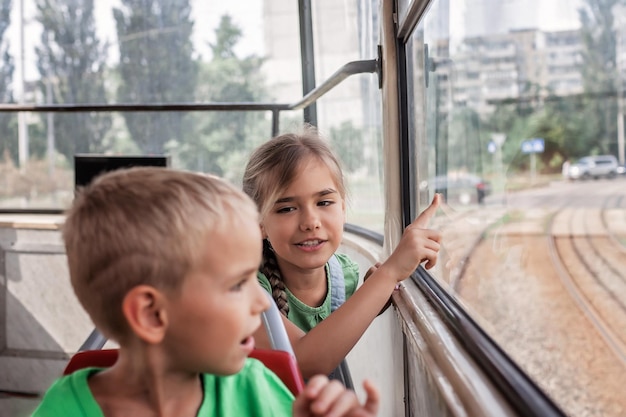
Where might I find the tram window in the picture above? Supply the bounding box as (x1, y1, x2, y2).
(0, 0, 301, 211)
(406, 1, 626, 416)
(310, 1, 384, 232)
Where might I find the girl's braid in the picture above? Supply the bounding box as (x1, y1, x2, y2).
(261, 239, 290, 316)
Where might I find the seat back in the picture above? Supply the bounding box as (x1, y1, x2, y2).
(249, 348, 304, 395)
(63, 349, 118, 375)
(63, 348, 303, 396)
(261, 291, 294, 354)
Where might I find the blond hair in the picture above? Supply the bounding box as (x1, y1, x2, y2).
(242, 126, 346, 315)
(63, 167, 258, 340)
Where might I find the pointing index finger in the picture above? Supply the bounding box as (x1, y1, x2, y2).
(413, 193, 441, 228)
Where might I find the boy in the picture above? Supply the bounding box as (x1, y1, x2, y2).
(32, 167, 379, 417)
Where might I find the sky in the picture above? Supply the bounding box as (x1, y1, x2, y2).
(8, 0, 265, 88)
(7, 0, 585, 95)
(451, 0, 583, 38)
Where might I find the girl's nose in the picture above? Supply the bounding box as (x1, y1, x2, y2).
(300, 208, 321, 232)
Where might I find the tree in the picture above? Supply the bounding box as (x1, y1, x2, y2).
(35, 0, 112, 161)
(447, 107, 483, 174)
(0, 0, 16, 163)
(114, 0, 197, 154)
(577, 0, 623, 155)
(330, 121, 364, 173)
(171, 14, 269, 179)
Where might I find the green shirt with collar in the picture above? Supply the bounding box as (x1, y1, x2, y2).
(257, 253, 360, 332)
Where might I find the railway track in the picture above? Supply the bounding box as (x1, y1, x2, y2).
(548, 192, 626, 366)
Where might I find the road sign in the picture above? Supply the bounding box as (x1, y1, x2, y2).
(521, 138, 545, 154)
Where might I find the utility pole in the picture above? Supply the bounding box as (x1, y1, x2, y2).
(616, 17, 625, 165)
(17, 0, 29, 170)
(491, 133, 506, 192)
(46, 79, 55, 178)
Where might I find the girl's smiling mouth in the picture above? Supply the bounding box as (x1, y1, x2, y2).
(295, 239, 326, 250)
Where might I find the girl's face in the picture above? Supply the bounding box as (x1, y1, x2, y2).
(261, 156, 346, 278)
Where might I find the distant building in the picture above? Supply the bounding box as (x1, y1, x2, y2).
(262, 0, 380, 130)
(432, 28, 583, 116)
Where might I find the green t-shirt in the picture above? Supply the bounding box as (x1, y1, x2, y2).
(258, 253, 359, 332)
(31, 358, 294, 417)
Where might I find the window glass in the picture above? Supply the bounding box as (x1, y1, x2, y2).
(312, 0, 384, 232)
(406, 1, 626, 416)
(0, 0, 303, 209)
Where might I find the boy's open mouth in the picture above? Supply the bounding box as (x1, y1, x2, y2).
(240, 335, 255, 351)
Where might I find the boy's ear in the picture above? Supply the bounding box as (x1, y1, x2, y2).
(122, 285, 169, 344)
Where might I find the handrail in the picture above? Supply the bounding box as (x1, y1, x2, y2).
(290, 59, 380, 110)
(0, 102, 291, 112)
(0, 58, 380, 138)
(0, 59, 380, 114)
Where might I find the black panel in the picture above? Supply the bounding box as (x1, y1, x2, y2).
(74, 154, 170, 188)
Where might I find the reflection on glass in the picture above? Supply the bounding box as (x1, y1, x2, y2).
(1, 0, 384, 230)
(408, 1, 626, 416)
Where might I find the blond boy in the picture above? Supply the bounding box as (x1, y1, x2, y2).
(32, 167, 378, 417)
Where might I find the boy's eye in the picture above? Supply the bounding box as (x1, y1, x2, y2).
(230, 278, 248, 292)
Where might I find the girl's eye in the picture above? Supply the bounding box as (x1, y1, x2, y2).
(318, 200, 334, 207)
(276, 206, 295, 214)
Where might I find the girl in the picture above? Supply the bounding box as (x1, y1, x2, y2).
(243, 126, 441, 379)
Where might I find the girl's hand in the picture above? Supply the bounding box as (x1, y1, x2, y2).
(363, 263, 382, 282)
(293, 375, 380, 417)
(381, 194, 442, 282)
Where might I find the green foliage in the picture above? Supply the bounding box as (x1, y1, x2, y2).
(447, 107, 483, 174)
(577, 0, 621, 155)
(0, 0, 16, 163)
(483, 0, 625, 174)
(329, 121, 364, 173)
(35, 0, 112, 161)
(172, 14, 270, 178)
(114, 0, 198, 154)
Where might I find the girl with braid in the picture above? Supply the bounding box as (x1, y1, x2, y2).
(243, 126, 442, 380)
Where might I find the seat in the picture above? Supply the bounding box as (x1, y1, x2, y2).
(63, 349, 118, 375)
(63, 347, 304, 396)
(249, 348, 304, 395)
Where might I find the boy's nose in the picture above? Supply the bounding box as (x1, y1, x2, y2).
(253, 281, 272, 313)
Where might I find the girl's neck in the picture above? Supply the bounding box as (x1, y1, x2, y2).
(280, 262, 328, 307)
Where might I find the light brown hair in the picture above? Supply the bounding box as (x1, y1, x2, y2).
(242, 126, 346, 315)
(63, 167, 258, 340)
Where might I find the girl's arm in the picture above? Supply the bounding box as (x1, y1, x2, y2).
(255, 195, 442, 378)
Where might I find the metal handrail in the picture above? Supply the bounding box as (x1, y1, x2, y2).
(0, 58, 381, 137)
(0, 58, 380, 215)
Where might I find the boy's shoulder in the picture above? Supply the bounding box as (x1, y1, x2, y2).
(31, 368, 102, 417)
(32, 359, 293, 417)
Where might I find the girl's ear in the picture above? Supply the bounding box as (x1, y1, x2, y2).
(260, 223, 268, 239)
(122, 285, 169, 344)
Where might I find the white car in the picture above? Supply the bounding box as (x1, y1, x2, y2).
(566, 155, 618, 180)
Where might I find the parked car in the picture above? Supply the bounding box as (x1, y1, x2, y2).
(421, 174, 491, 205)
(617, 164, 626, 175)
(565, 155, 618, 180)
